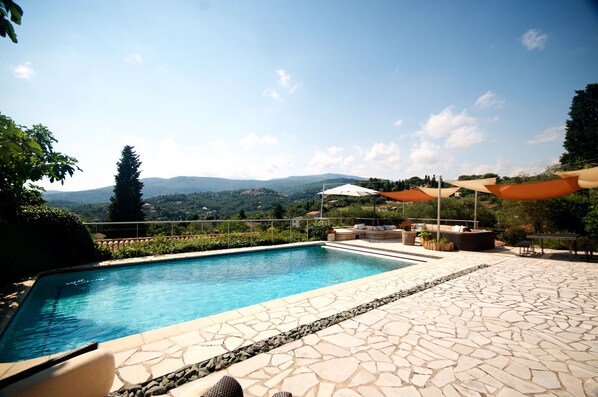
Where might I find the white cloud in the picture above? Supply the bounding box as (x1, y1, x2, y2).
(241, 132, 258, 145)
(406, 140, 455, 176)
(475, 91, 505, 109)
(260, 134, 279, 145)
(125, 54, 143, 64)
(417, 107, 484, 148)
(13, 61, 36, 79)
(419, 107, 469, 139)
(458, 164, 490, 178)
(326, 146, 343, 155)
(455, 156, 559, 181)
(445, 125, 484, 149)
(393, 119, 403, 127)
(521, 29, 548, 50)
(277, 69, 291, 88)
(363, 142, 401, 164)
(528, 124, 565, 144)
(241, 132, 279, 146)
(409, 140, 441, 164)
(263, 88, 282, 102)
(306, 142, 403, 176)
(276, 69, 299, 93)
(264, 68, 299, 101)
(306, 146, 356, 175)
(116, 133, 292, 181)
(506, 158, 558, 177)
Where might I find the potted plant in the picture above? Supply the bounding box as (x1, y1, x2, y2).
(399, 221, 417, 245)
(419, 226, 431, 248)
(325, 227, 335, 241)
(439, 237, 454, 251)
(424, 237, 454, 251)
(399, 220, 412, 231)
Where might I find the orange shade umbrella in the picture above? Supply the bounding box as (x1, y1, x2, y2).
(379, 189, 436, 202)
(485, 176, 581, 200)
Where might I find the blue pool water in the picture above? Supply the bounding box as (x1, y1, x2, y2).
(0, 246, 412, 361)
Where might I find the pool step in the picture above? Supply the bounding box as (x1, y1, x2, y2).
(324, 242, 436, 263)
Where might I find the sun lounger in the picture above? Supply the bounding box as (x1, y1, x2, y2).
(364, 225, 403, 240)
(329, 225, 367, 240)
(0, 343, 115, 397)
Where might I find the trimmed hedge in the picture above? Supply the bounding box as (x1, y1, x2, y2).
(109, 230, 311, 259)
(0, 206, 98, 279)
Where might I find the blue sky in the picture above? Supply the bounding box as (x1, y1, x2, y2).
(1, 1, 597, 191)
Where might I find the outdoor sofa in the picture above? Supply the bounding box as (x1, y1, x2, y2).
(424, 224, 495, 251)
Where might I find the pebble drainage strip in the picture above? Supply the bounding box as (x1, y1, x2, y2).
(111, 263, 492, 397)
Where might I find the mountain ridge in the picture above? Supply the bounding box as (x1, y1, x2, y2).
(44, 173, 366, 205)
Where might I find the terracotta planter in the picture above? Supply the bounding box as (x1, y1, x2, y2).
(425, 241, 454, 251)
(421, 237, 431, 249)
(402, 231, 417, 245)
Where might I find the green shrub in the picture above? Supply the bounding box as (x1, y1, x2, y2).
(501, 224, 534, 246)
(306, 224, 328, 241)
(577, 236, 597, 252)
(0, 206, 97, 279)
(583, 208, 598, 238)
(94, 243, 113, 261)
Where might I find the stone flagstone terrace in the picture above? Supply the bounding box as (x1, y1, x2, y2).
(166, 252, 598, 397)
(157, 243, 598, 397)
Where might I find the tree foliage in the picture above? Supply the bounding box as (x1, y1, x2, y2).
(272, 203, 285, 219)
(560, 83, 598, 167)
(0, 0, 22, 43)
(0, 113, 80, 220)
(0, 206, 97, 279)
(108, 145, 145, 224)
(360, 175, 442, 192)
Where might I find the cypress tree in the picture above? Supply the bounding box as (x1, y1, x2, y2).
(560, 83, 598, 168)
(108, 145, 145, 237)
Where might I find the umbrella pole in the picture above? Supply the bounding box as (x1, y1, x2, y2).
(372, 197, 376, 224)
(437, 176, 442, 242)
(319, 184, 325, 220)
(474, 190, 478, 230)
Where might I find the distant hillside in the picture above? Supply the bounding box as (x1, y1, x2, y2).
(144, 188, 292, 221)
(44, 174, 365, 205)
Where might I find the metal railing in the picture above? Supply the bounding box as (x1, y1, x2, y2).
(85, 217, 359, 245)
(84, 216, 479, 249)
(407, 218, 479, 229)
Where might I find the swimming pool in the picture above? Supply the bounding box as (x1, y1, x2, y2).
(0, 245, 413, 361)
